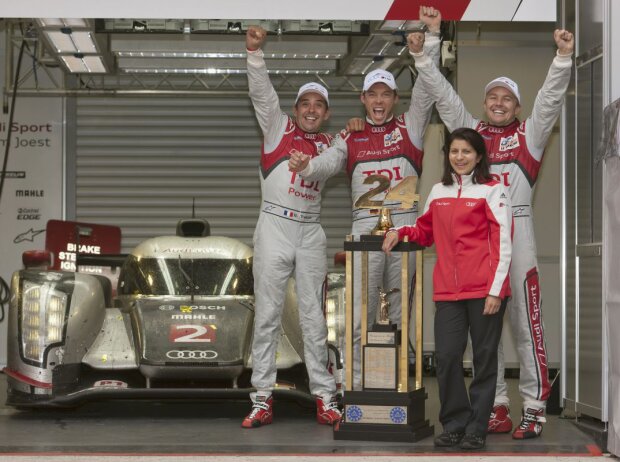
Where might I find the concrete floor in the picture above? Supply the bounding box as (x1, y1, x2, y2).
(0, 373, 606, 461)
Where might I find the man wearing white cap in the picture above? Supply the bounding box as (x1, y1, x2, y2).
(409, 27, 574, 439)
(289, 6, 443, 390)
(243, 25, 341, 428)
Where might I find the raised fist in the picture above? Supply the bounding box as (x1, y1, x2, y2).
(246, 26, 267, 52)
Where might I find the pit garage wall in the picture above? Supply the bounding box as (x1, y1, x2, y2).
(604, 0, 620, 455)
(0, 27, 65, 367)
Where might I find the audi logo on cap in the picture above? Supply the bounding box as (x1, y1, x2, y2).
(166, 350, 218, 360)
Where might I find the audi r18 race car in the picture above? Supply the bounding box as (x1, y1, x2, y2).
(3, 218, 345, 408)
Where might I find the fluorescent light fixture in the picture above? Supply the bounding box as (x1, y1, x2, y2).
(347, 58, 375, 75)
(378, 21, 407, 31)
(61, 55, 107, 73)
(378, 20, 424, 31)
(44, 30, 98, 54)
(37, 18, 89, 28)
(44, 31, 76, 53)
(70, 32, 98, 53)
(375, 57, 398, 70)
(115, 51, 344, 59)
(121, 68, 332, 75)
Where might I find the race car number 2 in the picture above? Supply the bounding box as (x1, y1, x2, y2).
(169, 324, 216, 343)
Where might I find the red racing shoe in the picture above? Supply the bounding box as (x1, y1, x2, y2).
(241, 395, 273, 428)
(512, 407, 546, 439)
(488, 404, 513, 433)
(316, 395, 342, 425)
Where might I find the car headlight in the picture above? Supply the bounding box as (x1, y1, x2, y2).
(20, 280, 68, 364)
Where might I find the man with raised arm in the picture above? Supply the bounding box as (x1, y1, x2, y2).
(409, 27, 574, 439)
(288, 6, 443, 390)
(243, 25, 341, 428)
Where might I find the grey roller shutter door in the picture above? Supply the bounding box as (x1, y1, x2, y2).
(75, 95, 362, 270)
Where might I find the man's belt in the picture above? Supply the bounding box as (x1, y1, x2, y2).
(261, 202, 320, 223)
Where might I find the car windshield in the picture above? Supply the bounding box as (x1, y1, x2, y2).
(118, 256, 253, 296)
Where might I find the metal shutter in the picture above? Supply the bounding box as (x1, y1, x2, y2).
(75, 95, 362, 270)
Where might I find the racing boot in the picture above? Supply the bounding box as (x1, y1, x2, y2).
(241, 394, 273, 428)
(512, 407, 546, 439)
(487, 404, 513, 433)
(316, 394, 342, 425)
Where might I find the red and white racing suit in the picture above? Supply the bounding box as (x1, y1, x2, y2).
(299, 36, 439, 388)
(247, 48, 336, 398)
(413, 49, 572, 411)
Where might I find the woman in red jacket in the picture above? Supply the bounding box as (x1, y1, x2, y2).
(383, 127, 512, 450)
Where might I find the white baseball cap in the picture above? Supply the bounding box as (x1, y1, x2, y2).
(295, 82, 329, 107)
(362, 69, 398, 92)
(484, 77, 521, 104)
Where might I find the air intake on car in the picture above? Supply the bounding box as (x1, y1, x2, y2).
(176, 219, 210, 237)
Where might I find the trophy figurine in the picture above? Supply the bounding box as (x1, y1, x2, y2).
(377, 287, 400, 326)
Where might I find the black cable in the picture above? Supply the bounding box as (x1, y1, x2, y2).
(0, 38, 28, 324)
(0, 276, 9, 323)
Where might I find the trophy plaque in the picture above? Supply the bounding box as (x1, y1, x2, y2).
(334, 176, 434, 443)
(363, 288, 400, 391)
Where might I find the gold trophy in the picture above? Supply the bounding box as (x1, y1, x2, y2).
(354, 175, 419, 235)
(334, 173, 433, 442)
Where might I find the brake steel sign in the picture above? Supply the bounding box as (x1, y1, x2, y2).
(1, 0, 556, 21)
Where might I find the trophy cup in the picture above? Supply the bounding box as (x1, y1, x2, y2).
(334, 175, 434, 442)
(354, 174, 418, 235)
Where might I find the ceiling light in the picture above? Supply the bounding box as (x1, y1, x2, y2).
(44, 30, 98, 54)
(61, 55, 107, 73)
(121, 68, 332, 75)
(44, 31, 76, 53)
(37, 18, 89, 29)
(70, 32, 98, 53)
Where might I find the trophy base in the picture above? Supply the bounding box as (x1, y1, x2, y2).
(334, 388, 434, 443)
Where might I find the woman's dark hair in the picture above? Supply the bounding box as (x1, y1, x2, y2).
(441, 127, 493, 185)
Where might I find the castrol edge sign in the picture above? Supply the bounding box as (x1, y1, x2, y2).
(1, 0, 556, 21)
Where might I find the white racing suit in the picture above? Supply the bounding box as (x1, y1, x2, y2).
(299, 35, 440, 389)
(413, 49, 572, 411)
(247, 48, 336, 398)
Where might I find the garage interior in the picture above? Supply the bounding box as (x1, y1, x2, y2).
(0, 0, 618, 459)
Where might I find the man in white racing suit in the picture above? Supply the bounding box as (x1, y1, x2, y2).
(288, 6, 442, 390)
(243, 25, 341, 428)
(409, 28, 574, 439)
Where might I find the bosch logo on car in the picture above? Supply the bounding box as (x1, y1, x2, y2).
(180, 305, 226, 311)
(166, 350, 218, 360)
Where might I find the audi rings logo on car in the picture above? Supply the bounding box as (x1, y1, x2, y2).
(166, 350, 218, 360)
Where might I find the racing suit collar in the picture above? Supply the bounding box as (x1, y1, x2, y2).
(293, 121, 322, 138)
(365, 114, 394, 126)
(452, 171, 475, 186)
(487, 118, 520, 131)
